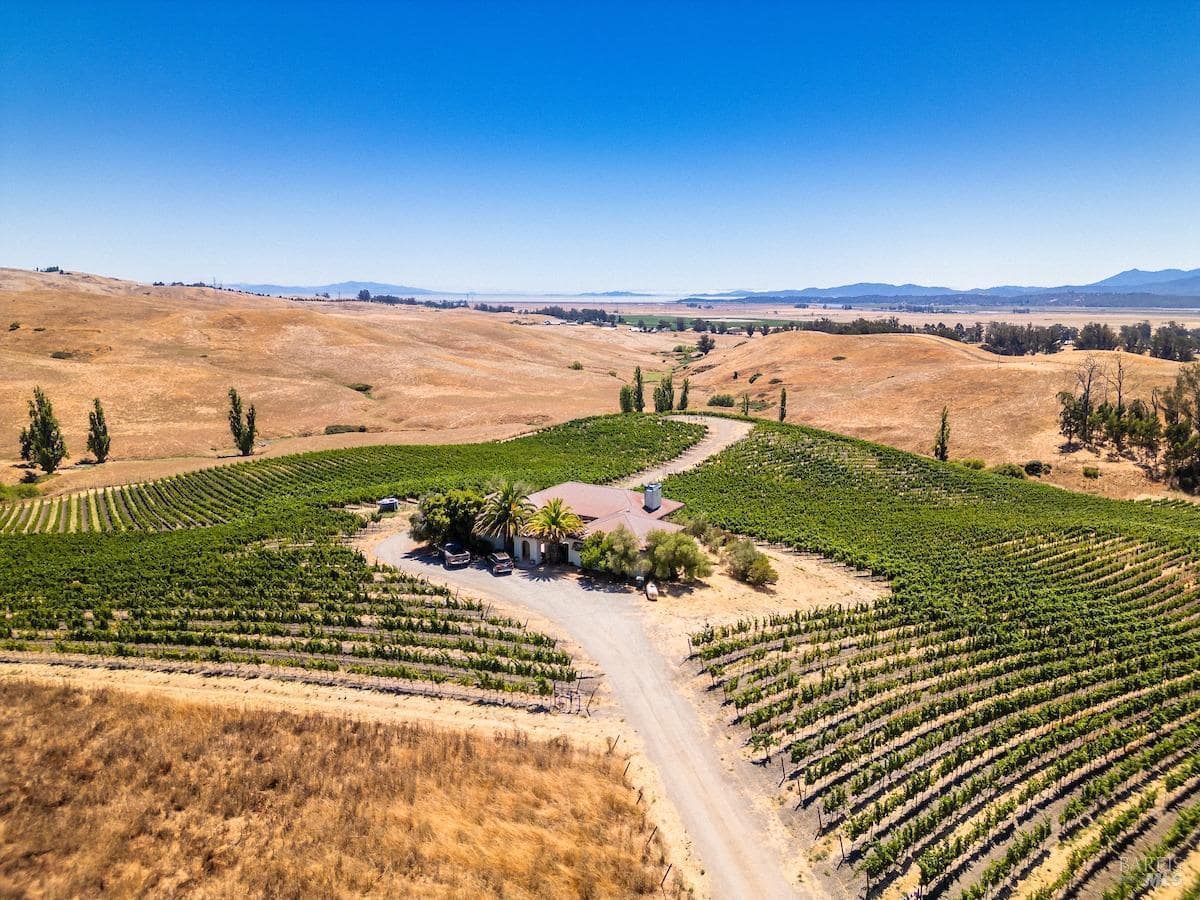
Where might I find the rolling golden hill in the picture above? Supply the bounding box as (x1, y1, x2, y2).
(0, 269, 680, 494)
(684, 330, 1185, 498)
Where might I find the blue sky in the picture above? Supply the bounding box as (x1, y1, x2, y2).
(2, 1, 1198, 292)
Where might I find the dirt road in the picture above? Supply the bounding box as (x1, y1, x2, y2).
(375, 416, 806, 899)
(614, 414, 753, 488)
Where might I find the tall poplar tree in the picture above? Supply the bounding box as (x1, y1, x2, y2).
(228, 388, 258, 456)
(20, 387, 68, 474)
(934, 406, 951, 461)
(87, 398, 111, 463)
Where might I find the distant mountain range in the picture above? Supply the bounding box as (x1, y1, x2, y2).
(228, 281, 661, 299)
(229, 267, 1200, 305)
(696, 268, 1200, 303)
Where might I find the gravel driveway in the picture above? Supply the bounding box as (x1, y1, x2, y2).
(374, 417, 803, 899)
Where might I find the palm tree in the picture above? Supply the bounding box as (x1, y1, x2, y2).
(473, 477, 535, 552)
(526, 497, 584, 563)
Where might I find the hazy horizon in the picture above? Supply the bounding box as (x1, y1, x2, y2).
(3, 2, 1198, 292)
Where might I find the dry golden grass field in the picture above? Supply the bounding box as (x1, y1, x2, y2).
(2, 268, 1192, 500)
(684, 330, 1185, 498)
(0, 269, 683, 494)
(0, 678, 681, 899)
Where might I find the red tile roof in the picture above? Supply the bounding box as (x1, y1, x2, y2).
(582, 510, 682, 546)
(525, 481, 682, 522)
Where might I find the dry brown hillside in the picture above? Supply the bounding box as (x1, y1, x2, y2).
(0, 269, 680, 493)
(684, 330, 1184, 498)
(0, 678, 681, 898)
(4, 269, 1191, 501)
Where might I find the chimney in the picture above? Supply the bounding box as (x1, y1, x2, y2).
(644, 483, 662, 512)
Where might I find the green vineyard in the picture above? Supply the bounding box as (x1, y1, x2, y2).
(667, 422, 1200, 899)
(0, 416, 704, 698)
(0, 415, 703, 535)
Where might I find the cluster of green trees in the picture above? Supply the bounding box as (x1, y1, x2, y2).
(14, 387, 259, 476)
(1076, 320, 1200, 361)
(982, 322, 1072, 355)
(409, 488, 486, 547)
(579, 526, 710, 581)
(17, 388, 109, 475)
(578, 526, 642, 576)
(355, 291, 469, 310)
(533, 306, 619, 324)
(619, 367, 689, 413)
(1056, 356, 1200, 491)
(628, 310, 1200, 362)
(411, 478, 586, 563)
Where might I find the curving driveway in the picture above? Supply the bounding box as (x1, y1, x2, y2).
(375, 416, 805, 899)
(615, 414, 752, 488)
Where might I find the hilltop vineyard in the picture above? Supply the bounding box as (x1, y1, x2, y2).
(668, 422, 1200, 899)
(0, 416, 704, 699)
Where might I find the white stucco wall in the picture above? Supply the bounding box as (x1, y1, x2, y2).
(515, 536, 542, 565)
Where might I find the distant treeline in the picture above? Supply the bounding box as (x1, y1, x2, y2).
(356, 290, 469, 310)
(532, 306, 621, 324)
(668, 315, 1200, 361)
(1072, 320, 1200, 362)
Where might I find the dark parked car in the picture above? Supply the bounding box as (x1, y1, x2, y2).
(487, 551, 513, 575)
(441, 542, 471, 567)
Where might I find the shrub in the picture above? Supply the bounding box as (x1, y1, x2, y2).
(1083, 466, 1101, 479)
(957, 458, 986, 470)
(707, 394, 736, 408)
(681, 511, 709, 538)
(748, 372, 763, 384)
(831, 355, 846, 361)
(745, 555, 779, 586)
(645, 531, 712, 581)
(579, 526, 643, 577)
(1024, 460, 1052, 476)
(50, 350, 73, 360)
(724, 538, 779, 586)
(989, 463, 1026, 479)
(324, 424, 368, 435)
(768, 377, 782, 384)
(569, 361, 583, 370)
(8, 322, 18, 331)
(0, 482, 39, 502)
(347, 383, 372, 393)
(409, 489, 485, 548)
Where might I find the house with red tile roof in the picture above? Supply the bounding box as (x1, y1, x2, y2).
(504, 481, 683, 566)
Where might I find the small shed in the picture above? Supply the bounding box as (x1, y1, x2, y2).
(377, 497, 400, 513)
